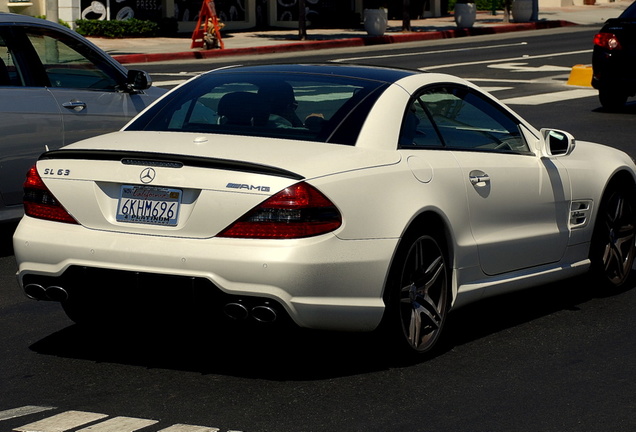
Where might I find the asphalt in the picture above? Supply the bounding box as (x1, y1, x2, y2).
(87, 1, 631, 64)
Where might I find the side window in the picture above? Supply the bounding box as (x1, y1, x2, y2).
(0, 33, 23, 86)
(418, 86, 530, 153)
(26, 30, 120, 90)
(399, 98, 444, 148)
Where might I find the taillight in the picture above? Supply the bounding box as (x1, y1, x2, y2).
(218, 182, 341, 239)
(23, 165, 77, 224)
(594, 32, 622, 50)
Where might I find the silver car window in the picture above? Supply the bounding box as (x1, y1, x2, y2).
(26, 30, 119, 90)
(0, 33, 23, 86)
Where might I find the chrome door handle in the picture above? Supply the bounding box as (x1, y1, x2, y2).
(62, 100, 87, 111)
(469, 171, 490, 186)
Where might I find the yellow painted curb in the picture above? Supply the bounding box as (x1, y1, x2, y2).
(567, 64, 593, 87)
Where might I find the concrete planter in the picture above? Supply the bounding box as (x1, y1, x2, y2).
(454, 3, 476, 28)
(364, 8, 388, 36)
(511, 0, 533, 22)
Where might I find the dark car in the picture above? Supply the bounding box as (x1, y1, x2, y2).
(0, 13, 165, 223)
(592, 2, 636, 110)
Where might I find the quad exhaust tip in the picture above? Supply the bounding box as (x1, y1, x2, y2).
(223, 302, 278, 323)
(24, 284, 68, 302)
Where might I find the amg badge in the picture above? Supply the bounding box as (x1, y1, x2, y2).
(226, 183, 271, 192)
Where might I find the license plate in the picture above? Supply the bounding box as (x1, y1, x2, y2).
(117, 185, 181, 226)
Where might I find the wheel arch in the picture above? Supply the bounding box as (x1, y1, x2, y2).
(603, 169, 636, 193)
(589, 168, 636, 288)
(595, 168, 636, 220)
(594, 168, 636, 234)
(382, 210, 456, 306)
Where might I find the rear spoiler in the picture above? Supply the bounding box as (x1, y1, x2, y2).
(40, 149, 304, 181)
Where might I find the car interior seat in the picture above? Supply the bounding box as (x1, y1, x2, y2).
(217, 92, 268, 126)
(258, 81, 303, 127)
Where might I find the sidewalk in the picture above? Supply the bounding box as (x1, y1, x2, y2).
(88, 1, 631, 64)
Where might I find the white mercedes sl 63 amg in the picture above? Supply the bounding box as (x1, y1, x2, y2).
(13, 64, 636, 358)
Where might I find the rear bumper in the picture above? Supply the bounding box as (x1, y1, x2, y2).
(14, 217, 398, 331)
(592, 48, 636, 93)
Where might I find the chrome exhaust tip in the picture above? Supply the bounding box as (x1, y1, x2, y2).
(24, 283, 47, 300)
(223, 302, 249, 320)
(251, 304, 277, 323)
(45, 286, 68, 302)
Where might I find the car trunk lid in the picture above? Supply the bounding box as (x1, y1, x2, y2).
(35, 131, 400, 238)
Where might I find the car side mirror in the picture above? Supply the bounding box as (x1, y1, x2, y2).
(540, 128, 575, 157)
(126, 69, 152, 92)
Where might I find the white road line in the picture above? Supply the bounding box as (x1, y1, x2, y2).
(467, 77, 550, 83)
(500, 89, 597, 105)
(158, 424, 221, 432)
(76, 416, 158, 432)
(331, 42, 528, 63)
(487, 62, 572, 72)
(478, 86, 513, 93)
(153, 80, 188, 87)
(15, 410, 108, 432)
(0, 406, 55, 421)
(150, 72, 201, 76)
(419, 49, 592, 71)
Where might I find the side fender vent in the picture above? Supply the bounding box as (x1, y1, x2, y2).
(569, 200, 593, 229)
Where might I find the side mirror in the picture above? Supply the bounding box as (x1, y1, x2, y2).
(126, 70, 152, 92)
(540, 128, 575, 157)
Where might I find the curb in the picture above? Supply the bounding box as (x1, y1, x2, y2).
(112, 20, 576, 64)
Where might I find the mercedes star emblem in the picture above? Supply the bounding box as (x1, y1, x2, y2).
(140, 167, 156, 184)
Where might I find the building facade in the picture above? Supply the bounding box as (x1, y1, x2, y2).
(2, 0, 445, 30)
(1, 0, 618, 32)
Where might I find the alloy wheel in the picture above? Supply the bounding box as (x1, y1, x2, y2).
(597, 189, 636, 286)
(398, 235, 449, 353)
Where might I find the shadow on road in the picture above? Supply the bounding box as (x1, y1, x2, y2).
(28, 275, 617, 380)
(592, 100, 636, 115)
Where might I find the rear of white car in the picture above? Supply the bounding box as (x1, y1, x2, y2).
(13, 130, 405, 330)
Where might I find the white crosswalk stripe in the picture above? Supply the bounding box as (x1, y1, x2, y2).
(15, 410, 108, 432)
(1, 406, 239, 432)
(158, 424, 220, 432)
(76, 416, 158, 432)
(0, 406, 55, 421)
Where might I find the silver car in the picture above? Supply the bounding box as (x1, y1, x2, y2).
(0, 13, 165, 222)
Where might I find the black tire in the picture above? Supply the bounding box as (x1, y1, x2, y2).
(382, 233, 450, 357)
(599, 88, 628, 111)
(590, 182, 636, 290)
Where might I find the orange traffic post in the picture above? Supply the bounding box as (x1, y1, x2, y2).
(191, 0, 224, 50)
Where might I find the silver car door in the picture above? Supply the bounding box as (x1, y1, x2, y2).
(0, 30, 63, 210)
(24, 28, 152, 145)
(48, 87, 151, 145)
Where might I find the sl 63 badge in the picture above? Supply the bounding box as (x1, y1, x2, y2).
(43, 168, 71, 176)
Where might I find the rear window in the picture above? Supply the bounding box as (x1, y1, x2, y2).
(620, 2, 636, 19)
(126, 71, 388, 145)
